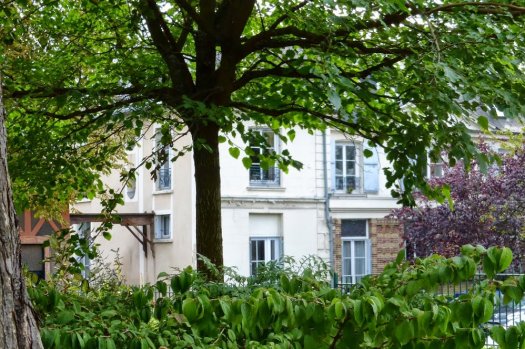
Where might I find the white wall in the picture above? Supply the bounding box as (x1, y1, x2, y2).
(74, 125, 401, 283)
(221, 207, 319, 276)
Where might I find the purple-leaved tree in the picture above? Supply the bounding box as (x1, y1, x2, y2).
(391, 144, 525, 270)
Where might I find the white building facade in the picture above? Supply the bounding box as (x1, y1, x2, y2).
(74, 126, 404, 285)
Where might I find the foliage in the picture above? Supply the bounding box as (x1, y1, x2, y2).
(27, 246, 525, 348)
(41, 228, 126, 293)
(391, 143, 525, 267)
(3, 1, 525, 269)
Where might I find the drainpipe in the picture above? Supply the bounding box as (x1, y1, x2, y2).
(322, 130, 334, 282)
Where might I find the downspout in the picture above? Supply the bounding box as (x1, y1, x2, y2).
(322, 131, 334, 282)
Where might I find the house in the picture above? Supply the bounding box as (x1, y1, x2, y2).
(73, 125, 408, 285)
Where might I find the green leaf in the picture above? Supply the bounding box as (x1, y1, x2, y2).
(395, 320, 414, 345)
(395, 249, 406, 265)
(498, 247, 513, 272)
(477, 115, 489, 130)
(483, 253, 496, 279)
(57, 310, 75, 324)
(182, 298, 199, 322)
(241, 157, 252, 169)
(228, 147, 240, 159)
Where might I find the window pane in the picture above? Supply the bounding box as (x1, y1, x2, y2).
(346, 160, 355, 175)
(251, 240, 257, 260)
(335, 145, 343, 160)
(257, 240, 265, 261)
(343, 241, 351, 258)
(355, 258, 366, 275)
(346, 176, 355, 190)
(341, 220, 367, 237)
(335, 160, 343, 175)
(346, 145, 355, 160)
(270, 240, 275, 260)
(343, 258, 351, 278)
(430, 163, 444, 178)
(250, 165, 261, 180)
(354, 241, 365, 257)
(335, 177, 344, 190)
(263, 131, 274, 147)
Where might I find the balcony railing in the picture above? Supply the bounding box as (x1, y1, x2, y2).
(249, 165, 280, 186)
(335, 176, 361, 194)
(156, 168, 171, 190)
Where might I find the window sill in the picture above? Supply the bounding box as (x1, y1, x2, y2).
(153, 239, 173, 243)
(332, 192, 368, 198)
(247, 186, 286, 192)
(153, 189, 173, 195)
(76, 198, 92, 204)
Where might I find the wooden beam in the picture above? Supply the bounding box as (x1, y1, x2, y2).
(70, 213, 155, 226)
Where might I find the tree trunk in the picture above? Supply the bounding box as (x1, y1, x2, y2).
(191, 123, 224, 279)
(0, 74, 43, 348)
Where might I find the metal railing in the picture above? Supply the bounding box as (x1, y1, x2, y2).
(156, 168, 171, 190)
(249, 165, 280, 186)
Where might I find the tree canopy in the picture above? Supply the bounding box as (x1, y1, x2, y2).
(3, 1, 525, 271)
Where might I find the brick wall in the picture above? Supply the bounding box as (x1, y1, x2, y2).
(369, 218, 404, 274)
(333, 218, 404, 278)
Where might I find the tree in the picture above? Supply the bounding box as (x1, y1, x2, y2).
(392, 142, 525, 268)
(4, 1, 525, 277)
(0, 74, 42, 347)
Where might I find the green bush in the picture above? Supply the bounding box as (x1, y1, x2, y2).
(29, 246, 525, 348)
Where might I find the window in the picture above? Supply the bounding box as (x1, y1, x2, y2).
(154, 214, 171, 240)
(249, 129, 280, 186)
(155, 130, 172, 191)
(74, 222, 91, 277)
(126, 152, 138, 200)
(126, 177, 137, 199)
(21, 245, 45, 280)
(249, 213, 282, 275)
(428, 161, 444, 178)
(333, 141, 379, 194)
(335, 143, 359, 193)
(250, 237, 282, 275)
(341, 220, 371, 284)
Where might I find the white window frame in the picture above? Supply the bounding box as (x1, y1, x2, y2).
(334, 142, 362, 194)
(249, 237, 282, 276)
(74, 222, 92, 277)
(341, 220, 371, 285)
(154, 128, 172, 192)
(249, 128, 281, 187)
(125, 148, 139, 202)
(427, 159, 445, 179)
(154, 214, 172, 241)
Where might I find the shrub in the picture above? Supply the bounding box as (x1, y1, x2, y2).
(29, 246, 525, 348)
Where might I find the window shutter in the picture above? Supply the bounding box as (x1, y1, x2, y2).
(330, 139, 336, 191)
(363, 143, 379, 193)
(366, 239, 372, 275)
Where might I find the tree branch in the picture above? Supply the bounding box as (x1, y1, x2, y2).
(229, 101, 384, 143)
(242, 26, 413, 57)
(173, 0, 215, 35)
(139, 0, 195, 92)
(5, 86, 149, 99)
(425, 2, 525, 16)
(351, 55, 406, 79)
(267, 0, 310, 31)
(24, 96, 148, 120)
(233, 66, 319, 91)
